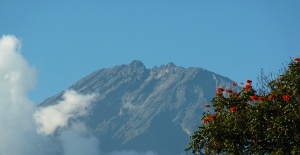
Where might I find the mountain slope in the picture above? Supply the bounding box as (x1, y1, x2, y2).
(41, 60, 235, 154)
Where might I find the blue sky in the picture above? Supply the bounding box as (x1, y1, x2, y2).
(1, 1, 300, 104)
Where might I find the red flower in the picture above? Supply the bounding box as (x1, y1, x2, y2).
(243, 80, 252, 90)
(202, 117, 210, 123)
(209, 114, 217, 120)
(294, 58, 300, 62)
(216, 92, 223, 97)
(232, 82, 237, 87)
(282, 94, 291, 101)
(258, 96, 266, 102)
(269, 94, 276, 100)
(233, 93, 239, 98)
(229, 106, 237, 112)
(216, 87, 224, 96)
(242, 85, 252, 90)
(225, 89, 233, 93)
(217, 87, 224, 92)
(250, 95, 258, 102)
(205, 104, 210, 108)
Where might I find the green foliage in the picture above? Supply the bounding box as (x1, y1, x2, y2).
(186, 58, 300, 155)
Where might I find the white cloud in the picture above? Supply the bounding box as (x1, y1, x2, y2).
(0, 35, 100, 155)
(34, 89, 97, 135)
(0, 35, 37, 100)
(0, 35, 57, 155)
(34, 89, 100, 154)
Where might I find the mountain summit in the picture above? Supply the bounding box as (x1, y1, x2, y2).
(41, 60, 235, 154)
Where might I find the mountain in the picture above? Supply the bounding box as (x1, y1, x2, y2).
(40, 60, 235, 155)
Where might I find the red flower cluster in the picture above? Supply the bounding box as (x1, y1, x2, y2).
(229, 106, 237, 112)
(250, 95, 265, 102)
(216, 92, 223, 97)
(282, 94, 291, 101)
(242, 80, 252, 90)
(294, 57, 300, 62)
(242, 84, 251, 90)
(225, 89, 233, 94)
(216, 87, 224, 97)
(205, 104, 210, 108)
(269, 94, 276, 100)
(202, 117, 210, 123)
(209, 114, 217, 120)
(202, 114, 217, 123)
(233, 93, 239, 98)
(217, 87, 224, 92)
(250, 95, 258, 102)
(232, 82, 237, 87)
(258, 96, 265, 102)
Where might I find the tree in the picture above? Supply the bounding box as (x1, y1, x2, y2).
(186, 58, 300, 155)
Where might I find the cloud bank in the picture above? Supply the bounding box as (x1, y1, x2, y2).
(0, 35, 99, 155)
(0, 35, 157, 155)
(34, 89, 97, 135)
(0, 35, 56, 154)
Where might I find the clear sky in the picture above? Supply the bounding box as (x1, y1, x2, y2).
(1, 1, 299, 104)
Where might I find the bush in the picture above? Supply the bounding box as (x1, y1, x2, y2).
(186, 58, 300, 155)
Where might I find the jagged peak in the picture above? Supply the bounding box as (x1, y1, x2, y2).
(166, 62, 176, 67)
(129, 60, 145, 68)
(109, 60, 146, 74)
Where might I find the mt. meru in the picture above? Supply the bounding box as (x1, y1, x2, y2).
(41, 60, 235, 155)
